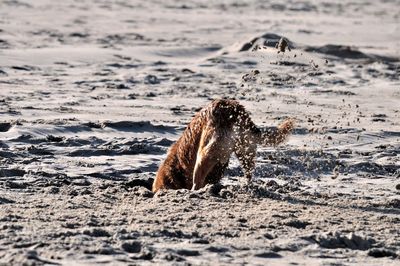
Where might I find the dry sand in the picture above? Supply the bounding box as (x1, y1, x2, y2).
(0, 0, 399, 265)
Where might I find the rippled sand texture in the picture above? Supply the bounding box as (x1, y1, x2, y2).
(0, 0, 399, 265)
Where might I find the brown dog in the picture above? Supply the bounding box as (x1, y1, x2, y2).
(152, 99, 294, 192)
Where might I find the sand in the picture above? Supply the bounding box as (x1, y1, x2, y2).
(0, 0, 399, 265)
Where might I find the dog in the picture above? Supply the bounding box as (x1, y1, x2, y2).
(152, 99, 294, 192)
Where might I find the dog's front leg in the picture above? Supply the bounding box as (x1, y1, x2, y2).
(191, 130, 220, 190)
(192, 149, 217, 190)
(192, 127, 234, 190)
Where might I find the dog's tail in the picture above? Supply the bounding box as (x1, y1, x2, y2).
(253, 118, 294, 147)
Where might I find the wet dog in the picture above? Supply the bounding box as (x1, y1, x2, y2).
(152, 99, 294, 192)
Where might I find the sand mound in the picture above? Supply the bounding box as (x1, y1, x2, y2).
(238, 33, 295, 52)
(304, 44, 400, 62)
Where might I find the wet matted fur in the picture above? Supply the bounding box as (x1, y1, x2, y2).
(152, 99, 294, 192)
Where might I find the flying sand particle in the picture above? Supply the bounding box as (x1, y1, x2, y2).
(275, 37, 291, 53)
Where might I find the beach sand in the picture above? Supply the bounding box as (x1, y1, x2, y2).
(0, 0, 399, 265)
